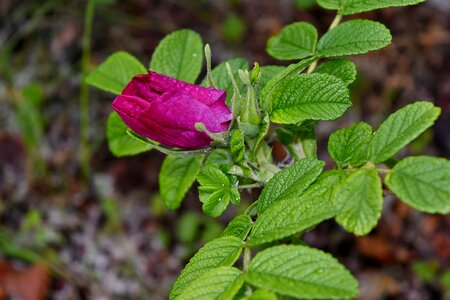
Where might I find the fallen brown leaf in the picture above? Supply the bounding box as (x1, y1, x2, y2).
(0, 261, 49, 300)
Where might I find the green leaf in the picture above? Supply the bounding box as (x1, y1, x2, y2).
(242, 290, 278, 300)
(257, 158, 325, 213)
(334, 168, 383, 235)
(106, 112, 151, 157)
(221, 215, 253, 240)
(150, 29, 203, 83)
(266, 22, 318, 60)
(248, 173, 339, 247)
(328, 122, 372, 168)
(261, 57, 317, 109)
(230, 129, 245, 163)
(316, 0, 339, 10)
(246, 245, 359, 299)
(269, 73, 351, 124)
(159, 155, 203, 210)
(317, 0, 426, 15)
(386, 156, 450, 214)
(178, 267, 244, 300)
(369, 102, 441, 164)
(86, 51, 146, 94)
(315, 59, 357, 85)
(169, 236, 244, 299)
(205, 149, 234, 168)
(197, 166, 240, 217)
(259, 66, 285, 92)
(201, 58, 248, 104)
(317, 20, 391, 58)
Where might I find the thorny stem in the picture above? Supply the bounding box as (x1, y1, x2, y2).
(307, 14, 343, 74)
(80, 0, 96, 181)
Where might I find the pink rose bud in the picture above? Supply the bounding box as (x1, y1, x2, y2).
(112, 71, 232, 149)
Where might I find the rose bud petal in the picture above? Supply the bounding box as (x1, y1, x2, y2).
(112, 71, 232, 149)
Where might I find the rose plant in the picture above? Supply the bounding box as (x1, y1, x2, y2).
(86, 0, 449, 298)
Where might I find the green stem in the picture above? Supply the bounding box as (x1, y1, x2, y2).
(377, 168, 391, 174)
(329, 14, 342, 30)
(239, 183, 263, 189)
(306, 14, 343, 74)
(306, 61, 317, 74)
(243, 247, 251, 273)
(287, 144, 303, 161)
(80, 0, 96, 182)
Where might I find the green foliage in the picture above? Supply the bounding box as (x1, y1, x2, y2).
(369, 102, 441, 164)
(317, 20, 391, 57)
(86, 52, 150, 158)
(201, 58, 248, 104)
(242, 290, 278, 300)
(150, 29, 203, 83)
(205, 149, 234, 168)
(221, 215, 253, 240)
(88, 53, 151, 157)
(259, 66, 285, 92)
(230, 129, 245, 163)
(261, 57, 317, 108)
(386, 156, 450, 214)
(334, 168, 383, 235)
(315, 59, 357, 85)
(159, 155, 203, 210)
(328, 122, 372, 168)
(86, 51, 146, 94)
(248, 173, 339, 247)
(178, 266, 244, 300)
(245, 245, 359, 299)
(169, 236, 244, 299)
(317, 0, 425, 15)
(257, 158, 325, 213)
(268, 73, 351, 123)
(89, 2, 447, 298)
(197, 165, 240, 217)
(266, 22, 318, 60)
(106, 112, 152, 157)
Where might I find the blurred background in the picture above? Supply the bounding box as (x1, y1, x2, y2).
(0, 0, 449, 299)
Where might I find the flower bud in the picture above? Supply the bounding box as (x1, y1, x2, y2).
(112, 71, 232, 149)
